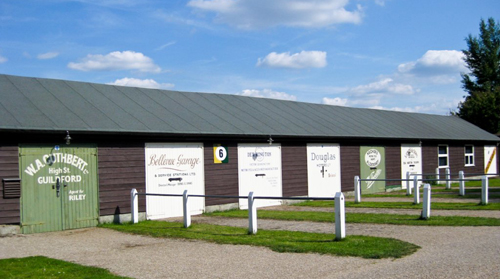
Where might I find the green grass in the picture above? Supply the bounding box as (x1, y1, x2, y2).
(101, 221, 419, 259)
(205, 209, 500, 226)
(0, 256, 130, 279)
(294, 200, 500, 210)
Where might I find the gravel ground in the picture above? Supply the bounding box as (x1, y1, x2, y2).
(1, 210, 500, 279)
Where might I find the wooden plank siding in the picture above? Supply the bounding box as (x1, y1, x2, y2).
(0, 145, 20, 224)
(204, 143, 239, 206)
(97, 145, 146, 216)
(385, 145, 402, 187)
(281, 144, 308, 197)
(340, 145, 360, 192)
(423, 143, 487, 180)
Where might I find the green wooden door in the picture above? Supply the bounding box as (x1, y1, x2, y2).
(360, 146, 386, 194)
(19, 145, 99, 234)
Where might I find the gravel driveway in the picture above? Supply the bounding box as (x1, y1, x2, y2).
(1, 216, 499, 279)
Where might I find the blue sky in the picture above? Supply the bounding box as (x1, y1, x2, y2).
(1, 0, 498, 115)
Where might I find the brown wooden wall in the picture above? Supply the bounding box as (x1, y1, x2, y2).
(204, 143, 239, 206)
(98, 144, 146, 216)
(0, 145, 20, 224)
(424, 143, 487, 179)
(340, 145, 359, 192)
(281, 144, 308, 196)
(385, 145, 402, 187)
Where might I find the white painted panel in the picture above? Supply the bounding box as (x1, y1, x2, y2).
(145, 143, 205, 220)
(484, 146, 497, 175)
(307, 144, 341, 197)
(238, 144, 282, 209)
(401, 144, 422, 189)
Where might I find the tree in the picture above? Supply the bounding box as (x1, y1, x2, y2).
(456, 18, 500, 134)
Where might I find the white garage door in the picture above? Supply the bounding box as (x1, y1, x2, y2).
(307, 144, 341, 197)
(145, 143, 205, 220)
(401, 144, 422, 189)
(238, 144, 282, 209)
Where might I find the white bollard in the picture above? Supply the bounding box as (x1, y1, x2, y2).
(131, 188, 138, 224)
(435, 167, 440, 184)
(422, 184, 431, 219)
(335, 192, 346, 240)
(406, 171, 412, 195)
(183, 190, 191, 228)
(414, 176, 420, 204)
(354, 176, 361, 203)
(445, 168, 451, 189)
(481, 176, 489, 205)
(459, 171, 465, 196)
(248, 192, 257, 234)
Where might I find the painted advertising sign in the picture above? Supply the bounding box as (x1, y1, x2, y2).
(145, 143, 205, 219)
(401, 144, 422, 189)
(484, 145, 497, 176)
(213, 144, 229, 164)
(307, 144, 341, 197)
(238, 144, 282, 209)
(19, 145, 98, 234)
(360, 146, 386, 194)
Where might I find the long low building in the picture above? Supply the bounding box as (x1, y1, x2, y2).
(0, 74, 498, 233)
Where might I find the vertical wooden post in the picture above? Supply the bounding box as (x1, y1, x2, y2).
(183, 190, 191, 228)
(248, 192, 257, 234)
(445, 168, 451, 189)
(131, 188, 138, 224)
(354, 176, 361, 203)
(422, 184, 431, 219)
(414, 176, 420, 204)
(406, 171, 412, 195)
(481, 176, 489, 205)
(335, 192, 345, 240)
(459, 171, 465, 196)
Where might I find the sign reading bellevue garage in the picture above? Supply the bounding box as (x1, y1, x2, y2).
(145, 143, 205, 219)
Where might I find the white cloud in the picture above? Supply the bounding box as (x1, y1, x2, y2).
(239, 89, 297, 101)
(257, 51, 327, 69)
(108, 77, 174, 89)
(37, 52, 59, 60)
(188, 0, 363, 30)
(322, 97, 348, 106)
(0, 55, 7, 63)
(68, 51, 161, 73)
(348, 78, 416, 96)
(155, 41, 177, 51)
(398, 50, 466, 76)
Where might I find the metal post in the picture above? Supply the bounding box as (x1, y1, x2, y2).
(445, 168, 451, 189)
(406, 171, 412, 195)
(422, 184, 431, 219)
(335, 192, 345, 240)
(459, 171, 465, 196)
(248, 192, 257, 234)
(183, 190, 191, 228)
(435, 167, 440, 184)
(481, 176, 489, 205)
(354, 176, 361, 203)
(414, 176, 420, 204)
(131, 188, 138, 224)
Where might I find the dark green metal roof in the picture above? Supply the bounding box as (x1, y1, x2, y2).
(0, 74, 498, 142)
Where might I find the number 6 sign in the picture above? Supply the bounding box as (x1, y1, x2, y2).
(213, 144, 229, 164)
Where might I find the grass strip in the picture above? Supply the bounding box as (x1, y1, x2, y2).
(205, 210, 500, 226)
(0, 256, 130, 279)
(101, 221, 419, 259)
(294, 200, 500, 210)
